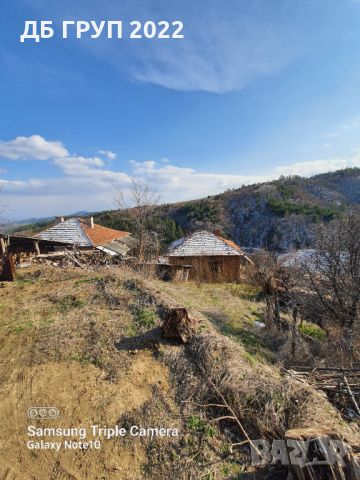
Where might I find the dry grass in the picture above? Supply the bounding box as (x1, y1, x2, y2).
(126, 276, 357, 439)
(150, 280, 263, 325)
(184, 332, 355, 438)
(0, 264, 358, 479)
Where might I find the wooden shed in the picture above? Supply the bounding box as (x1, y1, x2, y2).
(166, 231, 253, 283)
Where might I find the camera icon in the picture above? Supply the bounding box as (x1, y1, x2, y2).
(27, 407, 59, 419)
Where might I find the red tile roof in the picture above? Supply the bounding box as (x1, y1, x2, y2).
(80, 221, 129, 247)
(217, 236, 242, 252)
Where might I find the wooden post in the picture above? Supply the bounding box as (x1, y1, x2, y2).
(33, 240, 41, 256)
(0, 254, 16, 281)
(0, 237, 6, 255)
(291, 306, 299, 359)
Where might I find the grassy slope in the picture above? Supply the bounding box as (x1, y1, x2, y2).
(0, 266, 356, 479)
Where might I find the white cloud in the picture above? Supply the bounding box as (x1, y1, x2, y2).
(53, 156, 131, 187)
(98, 150, 117, 160)
(275, 154, 360, 177)
(53, 156, 105, 173)
(122, 4, 294, 94)
(0, 134, 272, 217)
(0, 135, 68, 160)
(2, 133, 360, 219)
(129, 160, 270, 198)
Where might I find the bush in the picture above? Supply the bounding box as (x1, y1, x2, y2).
(299, 322, 326, 341)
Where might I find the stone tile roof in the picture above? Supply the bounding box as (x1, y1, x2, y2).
(36, 219, 92, 246)
(36, 218, 130, 247)
(168, 230, 246, 257)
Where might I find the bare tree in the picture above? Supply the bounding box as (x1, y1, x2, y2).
(299, 211, 360, 357)
(114, 178, 160, 260)
(251, 250, 288, 330)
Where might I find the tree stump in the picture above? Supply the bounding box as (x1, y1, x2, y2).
(161, 307, 197, 343)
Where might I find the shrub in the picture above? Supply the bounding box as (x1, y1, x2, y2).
(186, 416, 216, 437)
(299, 322, 326, 341)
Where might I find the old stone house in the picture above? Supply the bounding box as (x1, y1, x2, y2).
(37, 217, 137, 257)
(166, 230, 253, 282)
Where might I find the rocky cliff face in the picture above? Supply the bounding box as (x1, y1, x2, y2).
(167, 168, 360, 252)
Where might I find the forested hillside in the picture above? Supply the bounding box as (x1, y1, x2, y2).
(6, 168, 360, 252)
(95, 168, 360, 252)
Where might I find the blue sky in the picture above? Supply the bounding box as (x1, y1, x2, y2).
(1, 0, 360, 219)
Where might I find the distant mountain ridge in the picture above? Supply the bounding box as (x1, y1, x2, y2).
(0, 211, 90, 234)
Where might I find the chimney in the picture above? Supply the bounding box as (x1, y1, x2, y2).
(56, 216, 65, 223)
(89, 216, 94, 229)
